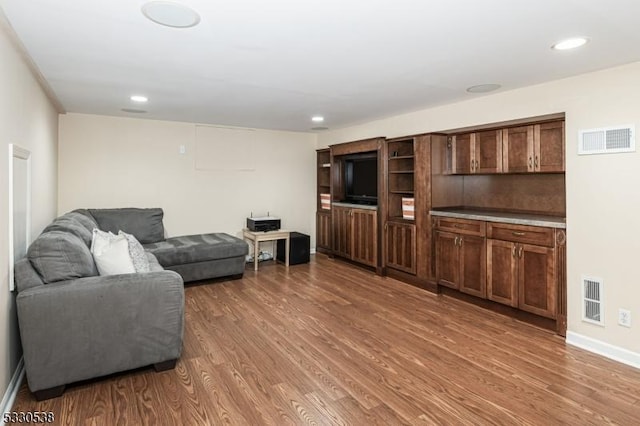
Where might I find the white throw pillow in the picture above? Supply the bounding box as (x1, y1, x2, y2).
(119, 230, 150, 273)
(91, 229, 136, 276)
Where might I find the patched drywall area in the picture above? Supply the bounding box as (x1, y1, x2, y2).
(58, 114, 317, 247)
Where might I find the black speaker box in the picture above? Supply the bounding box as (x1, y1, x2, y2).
(277, 232, 310, 265)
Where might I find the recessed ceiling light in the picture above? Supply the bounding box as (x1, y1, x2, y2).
(130, 95, 148, 103)
(142, 1, 201, 28)
(311, 126, 329, 131)
(311, 116, 325, 123)
(466, 84, 501, 94)
(552, 37, 588, 50)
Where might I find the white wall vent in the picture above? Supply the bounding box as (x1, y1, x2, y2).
(578, 125, 635, 155)
(582, 276, 604, 326)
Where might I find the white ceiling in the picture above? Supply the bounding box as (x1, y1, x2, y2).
(2, 0, 640, 132)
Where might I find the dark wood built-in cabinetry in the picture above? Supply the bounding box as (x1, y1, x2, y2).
(448, 130, 502, 174)
(383, 134, 444, 287)
(332, 205, 378, 267)
(434, 214, 566, 334)
(326, 137, 384, 271)
(316, 149, 332, 254)
(434, 217, 487, 298)
(446, 120, 565, 175)
(315, 114, 567, 335)
(487, 222, 558, 319)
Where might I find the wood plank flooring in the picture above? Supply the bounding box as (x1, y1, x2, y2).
(12, 255, 640, 424)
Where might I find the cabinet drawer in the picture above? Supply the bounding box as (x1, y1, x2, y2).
(435, 217, 486, 236)
(487, 223, 554, 247)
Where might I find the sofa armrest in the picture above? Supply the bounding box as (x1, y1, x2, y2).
(16, 270, 184, 392)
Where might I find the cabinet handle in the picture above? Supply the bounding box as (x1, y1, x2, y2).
(475, 159, 479, 170)
(471, 160, 475, 171)
(458, 237, 463, 246)
(454, 236, 459, 245)
(384, 223, 388, 231)
(512, 231, 525, 236)
(535, 155, 539, 168)
(512, 245, 516, 257)
(518, 246, 523, 258)
(529, 156, 533, 168)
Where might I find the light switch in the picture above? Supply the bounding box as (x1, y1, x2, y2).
(179, 145, 186, 154)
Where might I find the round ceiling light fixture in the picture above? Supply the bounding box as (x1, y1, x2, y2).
(466, 84, 501, 94)
(552, 37, 588, 51)
(311, 116, 325, 123)
(142, 1, 201, 28)
(130, 95, 149, 103)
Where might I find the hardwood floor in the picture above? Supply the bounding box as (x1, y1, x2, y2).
(12, 255, 640, 424)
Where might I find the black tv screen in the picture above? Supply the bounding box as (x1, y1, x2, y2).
(345, 156, 377, 205)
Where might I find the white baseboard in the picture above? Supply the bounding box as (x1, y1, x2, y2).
(310, 248, 317, 255)
(1, 357, 25, 416)
(566, 332, 640, 369)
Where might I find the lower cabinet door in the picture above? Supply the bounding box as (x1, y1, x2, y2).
(519, 244, 556, 318)
(386, 221, 417, 274)
(352, 209, 377, 267)
(316, 211, 332, 250)
(459, 235, 486, 298)
(435, 231, 459, 289)
(332, 207, 352, 258)
(487, 239, 518, 307)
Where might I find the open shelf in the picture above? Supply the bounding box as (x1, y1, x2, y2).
(317, 149, 331, 211)
(386, 138, 417, 223)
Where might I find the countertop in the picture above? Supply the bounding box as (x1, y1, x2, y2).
(430, 207, 566, 229)
(332, 202, 378, 211)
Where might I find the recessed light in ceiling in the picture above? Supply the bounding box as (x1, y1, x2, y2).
(311, 116, 325, 123)
(311, 127, 329, 131)
(121, 108, 148, 113)
(552, 37, 588, 50)
(130, 95, 148, 103)
(142, 1, 201, 28)
(466, 84, 501, 94)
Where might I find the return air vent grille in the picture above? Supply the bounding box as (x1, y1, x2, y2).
(582, 276, 604, 326)
(579, 125, 635, 155)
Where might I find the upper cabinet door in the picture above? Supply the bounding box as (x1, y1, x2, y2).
(534, 121, 565, 173)
(503, 125, 534, 173)
(451, 133, 473, 174)
(475, 130, 503, 174)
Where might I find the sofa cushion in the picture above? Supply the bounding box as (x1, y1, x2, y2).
(28, 231, 98, 283)
(144, 233, 248, 267)
(89, 208, 164, 244)
(67, 210, 98, 233)
(119, 231, 150, 273)
(91, 229, 136, 276)
(42, 216, 93, 246)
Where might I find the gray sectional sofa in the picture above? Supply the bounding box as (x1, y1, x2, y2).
(78, 208, 249, 282)
(14, 208, 248, 400)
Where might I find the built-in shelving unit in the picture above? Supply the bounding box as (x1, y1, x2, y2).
(317, 149, 331, 211)
(387, 139, 415, 220)
(383, 134, 444, 285)
(316, 149, 332, 253)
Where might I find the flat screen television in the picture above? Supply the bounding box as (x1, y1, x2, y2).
(344, 154, 378, 205)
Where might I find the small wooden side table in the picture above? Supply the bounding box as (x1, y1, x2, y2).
(243, 229, 290, 271)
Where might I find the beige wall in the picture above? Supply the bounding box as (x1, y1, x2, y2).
(318, 62, 640, 354)
(58, 113, 317, 249)
(0, 24, 58, 399)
